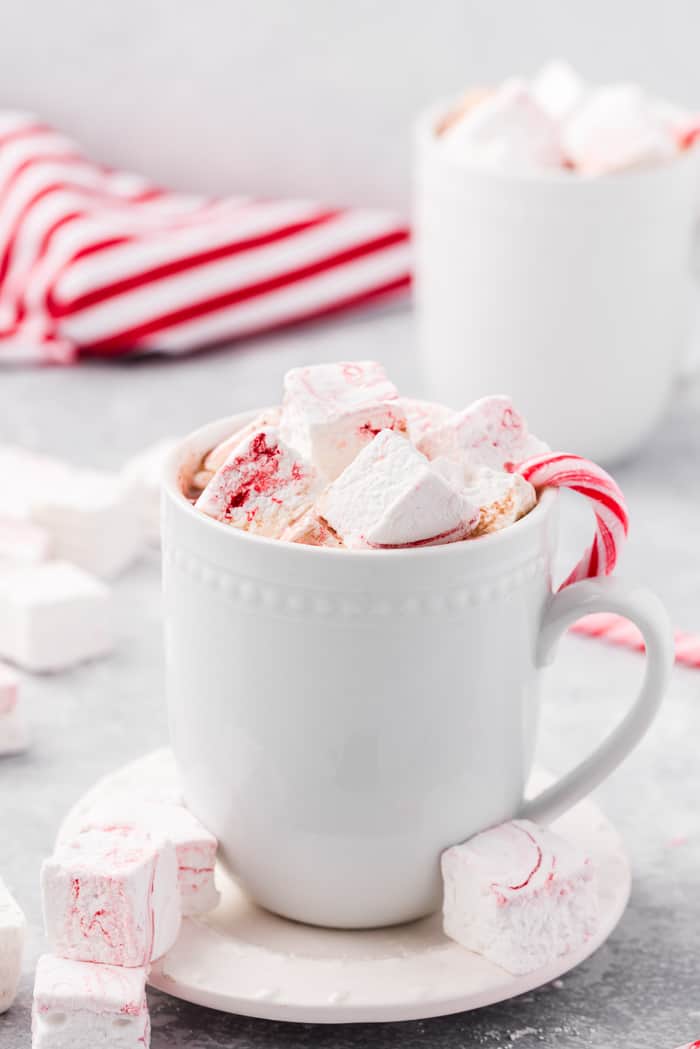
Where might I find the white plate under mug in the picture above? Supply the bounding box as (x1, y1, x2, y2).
(61, 750, 631, 1024)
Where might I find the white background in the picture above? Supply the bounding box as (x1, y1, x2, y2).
(1, 0, 699, 213)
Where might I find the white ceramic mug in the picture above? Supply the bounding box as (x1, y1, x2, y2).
(414, 102, 700, 463)
(162, 412, 673, 929)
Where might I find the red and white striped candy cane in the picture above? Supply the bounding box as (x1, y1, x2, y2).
(514, 453, 629, 591)
(571, 613, 700, 669)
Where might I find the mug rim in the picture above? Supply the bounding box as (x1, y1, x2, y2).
(414, 96, 700, 187)
(163, 410, 558, 562)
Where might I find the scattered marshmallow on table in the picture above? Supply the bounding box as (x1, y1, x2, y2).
(442, 819, 598, 975)
(280, 361, 407, 481)
(32, 954, 150, 1049)
(440, 79, 564, 173)
(0, 518, 51, 565)
(0, 878, 25, 1013)
(0, 561, 112, 673)
(562, 84, 675, 175)
(0, 661, 28, 756)
(196, 427, 322, 537)
(30, 469, 144, 580)
(121, 438, 178, 544)
(418, 395, 548, 470)
(0, 446, 144, 580)
(318, 429, 478, 548)
(42, 827, 180, 966)
(72, 803, 219, 917)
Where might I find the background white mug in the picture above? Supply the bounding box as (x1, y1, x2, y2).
(414, 102, 700, 464)
(163, 412, 674, 929)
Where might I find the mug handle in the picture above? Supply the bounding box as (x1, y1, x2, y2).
(518, 576, 674, 825)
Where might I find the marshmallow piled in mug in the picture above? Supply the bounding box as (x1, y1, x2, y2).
(437, 60, 700, 175)
(189, 361, 547, 549)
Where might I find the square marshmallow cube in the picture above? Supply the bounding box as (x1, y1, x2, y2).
(0, 518, 51, 565)
(30, 470, 144, 580)
(121, 438, 178, 544)
(32, 954, 150, 1049)
(42, 827, 181, 966)
(319, 429, 478, 548)
(0, 562, 112, 673)
(562, 84, 675, 174)
(280, 361, 407, 480)
(0, 878, 25, 1013)
(74, 803, 219, 917)
(203, 408, 281, 473)
(0, 707, 30, 756)
(0, 447, 143, 580)
(531, 60, 587, 122)
(442, 819, 599, 975)
(432, 462, 537, 536)
(0, 661, 19, 714)
(196, 427, 321, 538)
(440, 79, 564, 173)
(418, 395, 547, 470)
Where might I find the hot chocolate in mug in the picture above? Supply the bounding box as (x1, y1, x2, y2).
(163, 412, 673, 929)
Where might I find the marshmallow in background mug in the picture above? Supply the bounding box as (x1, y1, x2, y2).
(440, 79, 564, 173)
(42, 827, 181, 967)
(196, 427, 321, 537)
(71, 802, 219, 917)
(0, 561, 112, 673)
(280, 361, 407, 480)
(418, 395, 547, 470)
(122, 438, 179, 544)
(0, 878, 25, 1013)
(562, 84, 676, 174)
(531, 60, 587, 122)
(32, 954, 150, 1049)
(442, 819, 598, 975)
(318, 429, 478, 548)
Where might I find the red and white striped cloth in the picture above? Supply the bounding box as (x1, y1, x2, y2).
(0, 113, 411, 364)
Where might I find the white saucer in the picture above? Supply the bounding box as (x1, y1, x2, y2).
(63, 750, 631, 1024)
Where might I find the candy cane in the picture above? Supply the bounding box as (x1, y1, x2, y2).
(514, 453, 629, 590)
(571, 613, 700, 669)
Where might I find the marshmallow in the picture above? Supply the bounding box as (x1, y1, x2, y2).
(281, 508, 343, 547)
(562, 84, 675, 174)
(440, 79, 565, 173)
(442, 819, 598, 975)
(0, 708, 29, 756)
(32, 954, 150, 1049)
(280, 361, 407, 480)
(72, 803, 219, 917)
(401, 398, 454, 444)
(433, 461, 536, 536)
(0, 561, 112, 673)
(204, 407, 282, 473)
(531, 60, 587, 122)
(121, 438, 178, 544)
(419, 395, 547, 470)
(30, 470, 144, 580)
(196, 428, 321, 538)
(0, 447, 143, 579)
(0, 661, 18, 714)
(318, 430, 478, 548)
(42, 827, 180, 967)
(436, 87, 493, 136)
(0, 518, 51, 564)
(0, 878, 25, 1013)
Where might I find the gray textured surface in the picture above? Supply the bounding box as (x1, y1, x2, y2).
(1, 308, 699, 1047)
